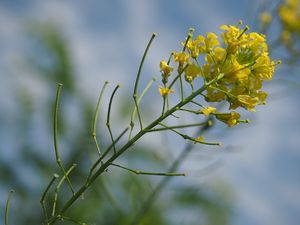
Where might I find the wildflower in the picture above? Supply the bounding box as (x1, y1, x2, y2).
(184, 63, 202, 83)
(201, 106, 217, 116)
(173, 51, 190, 72)
(256, 91, 268, 104)
(198, 32, 220, 54)
(173, 52, 190, 64)
(260, 12, 272, 26)
(236, 95, 259, 111)
(251, 53, 275, 80)
(220, 24, 249, 54)
(194, 136, 204, 143)
(206, 86, 227, 102)
(185, 35, 205, 58)
(160, 60, 173, 77)
(278, 0, 300, 35)
(215, 111, 241, 127)
(158, 86, 174, 97)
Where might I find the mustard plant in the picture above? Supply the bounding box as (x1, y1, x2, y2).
(4, 21, 280, 225)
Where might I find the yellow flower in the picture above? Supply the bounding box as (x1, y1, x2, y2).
(216, 111, 241, 127)
(185, 35, 205, 58)
(206, 86, 227, 102)
(201, 106, 217, 116)
(160, 60, 173, 77)
(220, 24, 249, 54)
(256, 91, 268, 104)
(194, 136, 204, 143)
(184, 63, 202, 83)
(173, 52, 190, 64)
(260, 12, 272, 26)
(223, 58, 251, 83)
(278, 0, 300, 35)
(173, 52, 190, 72)
(237, 95, 259, 111)
(199, 32, 219, 53)
(158, 86, 174, 97)
(251, 53, 275, 80)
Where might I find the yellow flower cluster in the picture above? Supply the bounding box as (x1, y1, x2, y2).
(158, 22, 279, 126)
(202, 24, 277, 112)
(278, 0, 300, 36)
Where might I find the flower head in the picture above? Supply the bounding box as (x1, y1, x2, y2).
(201, 106, 217, 116)
(216, 112, 241, 127)
(160, 60, 173, 77)
(158, 86, 174, 97)
(184, 63, 202, 83)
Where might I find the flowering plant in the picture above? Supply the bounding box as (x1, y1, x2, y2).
(4, 21, 279, 225)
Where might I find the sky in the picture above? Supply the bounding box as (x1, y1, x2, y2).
(0, 0, 300, 224)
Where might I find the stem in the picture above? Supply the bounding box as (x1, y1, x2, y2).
(147, 121, 210, 132)
(40, 174, 59, 223)
(168, 64, 189, 89)
(5, 189, 14, 225)
(179, 75, 184, 101)
(158, 122, 220, 146)
(54, 83, 74, 194)
(48, 75, 222, 224)
(107, 84, 120, 154)
(52, 164, 77, 217)
(111, 163, 185, 176)
(92, 81, 109, 155)
(129, 77, 156, 139)
(88, 127, 129, 180)
(132, 33, 157, 131)
(133, 33, 157, 96)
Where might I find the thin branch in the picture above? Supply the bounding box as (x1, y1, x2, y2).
(88, 127, 130, 181)
(47, 74, 224, 225)
(53, 83, 74, 194)
(129, 77, 156, 140)
(106, 84, 120, 154)
(5, 189, 14, 225)
(92, 81, 109, 155)
(133, 33, 157, 131)
(158, 122, 221, 146)
(148, 121, 210, 132)
(40, 174, 59, 223)
(52, 164, 77, 217)
(110, 163, 185, 176)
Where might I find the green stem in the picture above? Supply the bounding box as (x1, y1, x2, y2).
(48, 75, 223, 224)
(133, 33, 157, 96)
(129, 77, 156, 139)
(107, 85, 120, 153)
(5, 189, 14, 225)
(111, 163, 185, 176)
(168, 64, 189, 89)
(52, 164, 77, 217)
(88, 127, 129, 181)
(40, 174, 59, 223)
(132, 33, 157, 131)
(58, 216, 85, 225)
(92, 81, 109, 155)
(54, 83, 74, 194)
(147, 121, 210, 132)
(179, 75, 184, 101)
(158, 122, 220, 146)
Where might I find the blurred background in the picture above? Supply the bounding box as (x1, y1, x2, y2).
(0, 0, 300, 224)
